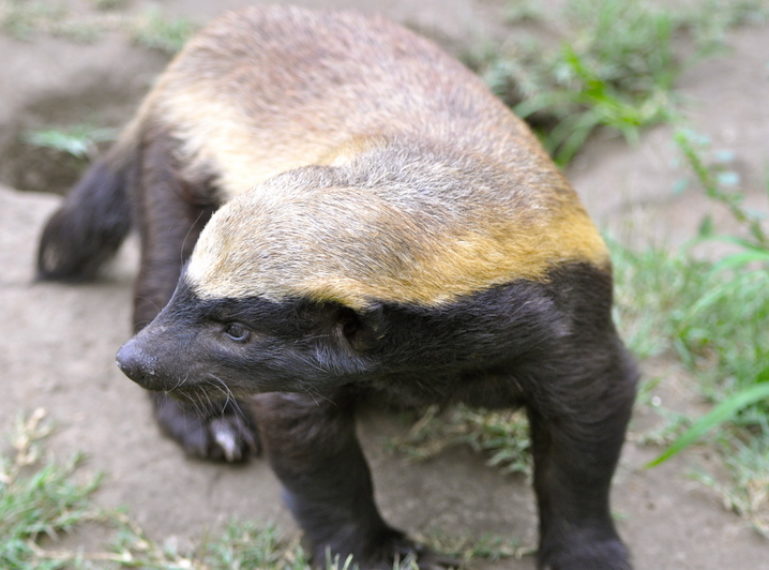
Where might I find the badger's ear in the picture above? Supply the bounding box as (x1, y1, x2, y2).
(335, 303, 388, 352)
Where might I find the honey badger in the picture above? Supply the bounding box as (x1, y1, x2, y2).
(37, 5, 637, 570)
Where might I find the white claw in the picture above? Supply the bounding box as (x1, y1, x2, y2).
(211, 419, 241, 462)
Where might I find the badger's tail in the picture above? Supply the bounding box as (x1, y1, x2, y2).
(36, 149, 135, 281)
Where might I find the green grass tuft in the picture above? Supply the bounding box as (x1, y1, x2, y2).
(474, 0, 681, 164)
(394, 405, 531, 478)
(693, 435, 769, 537)
(0, 409, 102, 569)
(23, 125, 116, 159)
(0, 0, 68, 40)
(473, 0, 769, 164)
(610, 129, 769, 470)
(196, 522, 310, 570)
(609, 130, 769, 529)
(132, 8, 197, 54)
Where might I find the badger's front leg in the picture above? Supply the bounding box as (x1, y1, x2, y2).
(132, 132, 259, 462)
(252, 391, 456, 570)
(525, 337, 637, 570)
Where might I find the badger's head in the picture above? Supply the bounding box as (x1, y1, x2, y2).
(116, 169, 404, 398)
(115, 275, 387, 398)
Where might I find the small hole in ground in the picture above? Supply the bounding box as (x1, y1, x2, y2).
(0, 88, 137, 195)
(0, 135, 99, 195)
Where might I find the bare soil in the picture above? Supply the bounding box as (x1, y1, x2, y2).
(1, 1, 767, 568)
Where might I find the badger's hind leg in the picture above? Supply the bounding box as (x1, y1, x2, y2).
(132, 130, 259, 462)
(520, 265, 638, 570)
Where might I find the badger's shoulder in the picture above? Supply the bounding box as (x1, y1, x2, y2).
(187, 141, 609, 309)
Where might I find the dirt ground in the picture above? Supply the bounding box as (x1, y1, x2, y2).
(1, 1, 768, 568)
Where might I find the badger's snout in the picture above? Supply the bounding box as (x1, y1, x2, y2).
(116, 336, 163, 390)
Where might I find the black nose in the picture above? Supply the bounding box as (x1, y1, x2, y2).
(116, 338, 161, 389)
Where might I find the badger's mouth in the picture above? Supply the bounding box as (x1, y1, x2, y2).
(162, 379, 249, 408)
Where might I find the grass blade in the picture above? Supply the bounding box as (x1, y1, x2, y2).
(647, 376, 769, 467)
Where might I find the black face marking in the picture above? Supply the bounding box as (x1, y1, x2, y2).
(116, 262, 615, 409)
(116, 276, 377, 396)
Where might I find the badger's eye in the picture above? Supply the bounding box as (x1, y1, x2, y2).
(223, 322, 251, 343)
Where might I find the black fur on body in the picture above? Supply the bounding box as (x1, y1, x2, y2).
(37, 6, 638, 569)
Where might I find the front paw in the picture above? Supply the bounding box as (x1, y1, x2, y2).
(151, 393, 260, 462)
(317, 532, 460, 570)
(388, 537, 461, 570)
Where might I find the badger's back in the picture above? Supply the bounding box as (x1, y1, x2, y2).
(135, 6, 550, 198)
